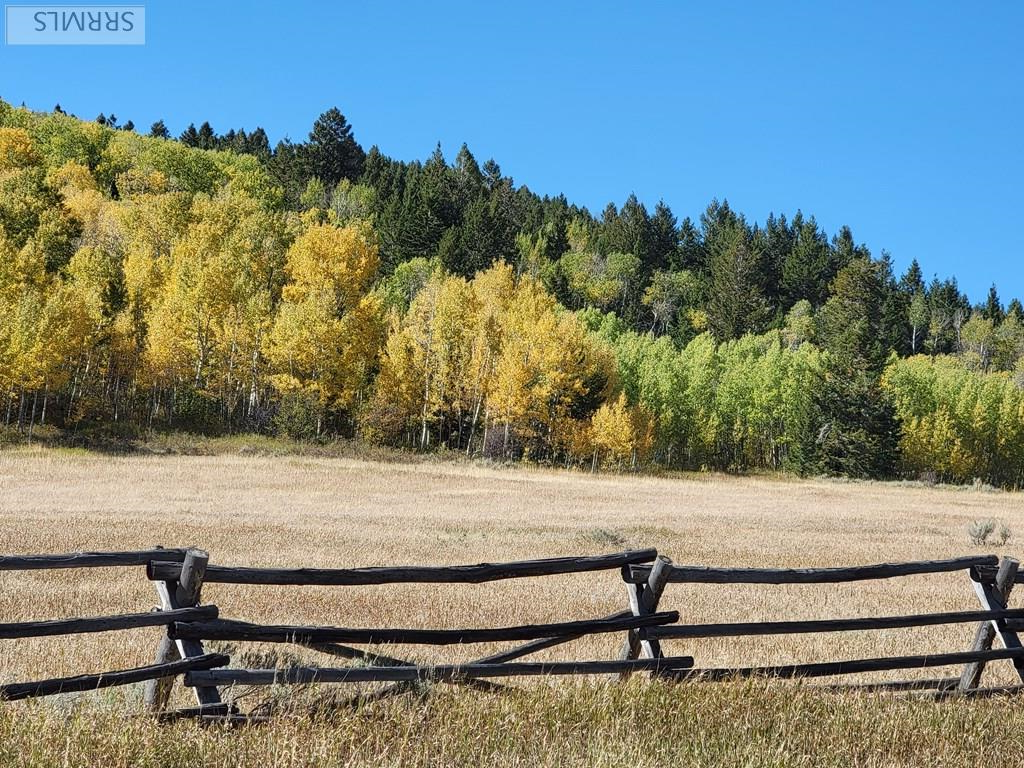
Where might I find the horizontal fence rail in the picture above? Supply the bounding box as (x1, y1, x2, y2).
(472, 609, 633, 665)
(0, 548, 188, 572)
(0, 653, 230, 701)
(170, 612, 679, 646)
(0, 606, 217, 640)
(644, 608, 1024, 640)
(973, 565, 1024, 585)
(818, 677, 961, 693)
(674, 648, 1024, 681)
(4, 544, 1024, 719)
(186, 657, 696, 687)
(148, 548, 658, 586)
(626, 556, 999, 585)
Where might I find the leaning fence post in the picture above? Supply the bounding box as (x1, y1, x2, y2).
(619, 555, 672, 678)
(959, 556, 1019, 692)
(144, 547, 221, 712)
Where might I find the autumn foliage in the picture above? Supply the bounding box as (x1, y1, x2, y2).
(2, 101, 1024, 485)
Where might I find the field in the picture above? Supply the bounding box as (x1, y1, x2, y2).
(2, 446, 1024, 766)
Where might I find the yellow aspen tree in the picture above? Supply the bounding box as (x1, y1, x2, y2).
(0, 127, 38, 171)
(265, 222, 382, 433)
(465, 261, 515, 453)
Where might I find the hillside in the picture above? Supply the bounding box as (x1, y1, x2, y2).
(2, 101, 1024, 486)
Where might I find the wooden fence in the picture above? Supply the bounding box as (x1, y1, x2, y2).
(2, 546, 1023, 721)
(0, 548, 229, 703)
(621, 554, 1024, 695)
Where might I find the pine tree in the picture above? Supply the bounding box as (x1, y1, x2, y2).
(908, 292, 928, 354)
(178, 123, 200, 147)
(984, 284, 1004, 324)
(811, 257, 900, 478)
(245, 127, 271, 159)
(781, 213, 831, 307)
(196, 121, 217, 150)
(705, 225, 769, 339)
(1007, 298, 1024, 323)
(304, 107, 365, 187)
(899, 259, 924, 294)
(759, 212, 793, 308)
(649, 201, 679, 273)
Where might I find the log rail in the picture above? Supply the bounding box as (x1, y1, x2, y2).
(3, 545, 1024, 720)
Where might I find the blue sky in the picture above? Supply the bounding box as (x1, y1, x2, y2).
(1, 1, 1021, 302)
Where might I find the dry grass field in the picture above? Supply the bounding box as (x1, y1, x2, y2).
(2, 445, 1024, 766)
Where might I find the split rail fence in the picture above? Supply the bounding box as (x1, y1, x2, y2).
(2, 546, 1024, 721)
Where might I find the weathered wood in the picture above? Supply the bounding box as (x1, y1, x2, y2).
(472, 610, 633, 665)
(305, 644, 506, 696)
(150, 549, 222, 709)
(0, 653, 229, 701)
(155, 703, 233, 722)
(816, 676, 960, 693)
(171, 611, 678, 646)
(143, 635, 182, 711)
(0, 605, 217, 639)
(626, 555, 998, 585)
(674, 647, 1024, 681)
(966, 557, 1024, 686)
(644, 608, 1024, 639)
(959, 557, 1019, 691)
(619, 555, 672, 680)
(148, 549, 659, 586)
(0, 548, 188, 571)
(303, 643, 413, 667)
(186, 656, 695, 686)
(971, 565, 1024, 584)
(176, 549, 208, 606)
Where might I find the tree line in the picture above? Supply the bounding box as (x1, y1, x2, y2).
(2, 99, 1023, 487)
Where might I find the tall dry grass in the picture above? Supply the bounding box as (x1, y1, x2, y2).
(1, 446, 1023, 764)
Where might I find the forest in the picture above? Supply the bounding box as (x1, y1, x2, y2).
(2, 100, 1024, 487)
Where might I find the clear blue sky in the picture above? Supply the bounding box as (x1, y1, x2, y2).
(2, 1, 1021, 302)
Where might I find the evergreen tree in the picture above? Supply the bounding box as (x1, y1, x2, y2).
(908, 291, 929, 354)
(984, 284, 1004, 324)
(706, 225, 769, 339)
(781, 213, 831, 308)
(811, 258, 900, 477)
(649, 201, 680, 273)
(1007, 298, 1024, 323)
(452, 143, 483, 210)
(899, 259, 924, 294)
(178, 123, 200, 147)
(304, 107, 365, 187)
(482, 159, 502, 191)
(759, 212, 794, 309)
(245, 127, 271, 159)
(599, 195, 653, 276)
(267, 139, 307, 208)
(196, 121, 217, 150)
(675, 217, 704, 271)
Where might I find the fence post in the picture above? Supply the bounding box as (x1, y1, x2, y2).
(619, 555, 672, 678)
(959, 556, 1019, 691)
(144, 547, 222, 712)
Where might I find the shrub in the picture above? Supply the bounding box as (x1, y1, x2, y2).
(967, 519, 996, 546)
